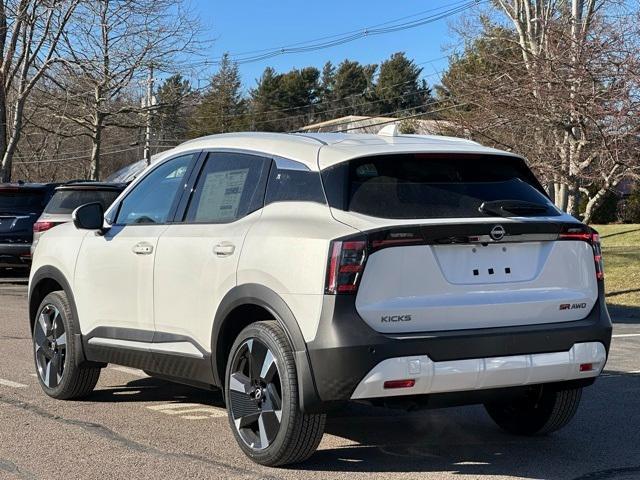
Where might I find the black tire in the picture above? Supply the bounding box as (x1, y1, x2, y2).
(32, 291, 101, 399)
(225, 321, 325, 467)
(485, 386, 582, 435)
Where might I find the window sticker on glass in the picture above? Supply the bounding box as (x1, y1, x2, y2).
(195, 168, 249, 222)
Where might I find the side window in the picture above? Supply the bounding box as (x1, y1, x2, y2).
(115, 154, 193, 225)
(184, 152, 270, 224)
(265, 165, 326, 205)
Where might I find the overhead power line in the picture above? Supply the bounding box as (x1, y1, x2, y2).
(219, 1, 473, 59)
(193, 1, 483, 66)
(13, 145, 149, 165)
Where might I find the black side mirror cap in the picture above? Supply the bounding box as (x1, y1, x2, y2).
(72, 202, 106, 232)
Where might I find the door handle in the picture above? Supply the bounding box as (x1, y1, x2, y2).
(213, 242, 235, 257)
(132, 242, 154, 255)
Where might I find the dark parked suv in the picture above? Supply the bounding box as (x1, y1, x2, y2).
(31, 181, 126, 253)
(0, 182, 57, 269)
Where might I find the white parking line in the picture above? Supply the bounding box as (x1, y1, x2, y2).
(109, 366, 148, 377)
(146, 402, 226, 419)
(0, 379, 28, 388)
(612, 333, 640, 338)
(147, 402, 204, 410)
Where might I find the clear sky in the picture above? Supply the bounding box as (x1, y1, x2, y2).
(188, 0, 470, 92)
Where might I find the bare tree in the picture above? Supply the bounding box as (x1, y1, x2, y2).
(0, 0, 80, 182)
(439, 1, 640, 222)
(42, 0, 201, 180)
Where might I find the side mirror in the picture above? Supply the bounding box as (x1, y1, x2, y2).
(72, 202, 105, 231)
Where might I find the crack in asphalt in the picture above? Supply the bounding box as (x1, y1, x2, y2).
(571, 466, 640, 480)
(0, 458, 38, 480)
(0, 394, 281, 480)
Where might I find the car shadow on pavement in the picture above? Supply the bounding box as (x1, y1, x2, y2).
(85, 376, 226, 407)
(82, 372, 640, 480)
(298, 372, 640, 480)
(607, 304, 640, 324)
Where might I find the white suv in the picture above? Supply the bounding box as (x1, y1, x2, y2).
(28, 132, 612, 466)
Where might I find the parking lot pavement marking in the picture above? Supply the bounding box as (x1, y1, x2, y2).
(612, 333, 640, 338)
(146, 402, 227, 419)
(0, 379, 28, 388)
(109, 366, 148, 377)
(147, 402, 204, 410)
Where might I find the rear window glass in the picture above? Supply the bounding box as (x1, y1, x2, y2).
(0, 190, 47, 211)
(321, 154, 559, 219)
(45, 189, 121, 214)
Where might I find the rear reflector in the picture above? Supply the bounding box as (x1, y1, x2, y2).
(383, 379, 416, 389)
(579, 363, 594, 372)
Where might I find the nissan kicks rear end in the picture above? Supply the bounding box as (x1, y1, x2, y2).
(304, 144, 610, 436)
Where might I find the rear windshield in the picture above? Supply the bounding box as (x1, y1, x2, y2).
(45, 189, 121, 214)
(0, 190, 47, 212)
(321, 154, 559, 219)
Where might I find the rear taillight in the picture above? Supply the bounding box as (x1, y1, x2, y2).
(591, 233, 604, 280)
(325, 239, 367, 294)
(559, 227, 604, 280)
(33, 221, 61, 233)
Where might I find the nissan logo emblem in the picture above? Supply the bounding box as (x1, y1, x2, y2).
(490, 225, 506, 241)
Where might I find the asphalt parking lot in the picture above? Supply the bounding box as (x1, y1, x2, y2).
(1, 278, 639, 480)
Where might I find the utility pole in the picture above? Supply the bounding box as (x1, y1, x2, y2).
(144, 64, 155, 165)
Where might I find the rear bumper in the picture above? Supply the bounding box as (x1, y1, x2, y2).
(0, 243, 32, 268)
(304, 284, 612, 405)
(350, 341, 606, 399)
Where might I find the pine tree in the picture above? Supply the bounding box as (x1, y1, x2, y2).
(278, 67, 320, 130)
(191, 53, 247, 136)
(376, 52, 431, 115)
(250, 66, 320, 131)
(317, 61, 336, 120)
(250, 67, 284, 131)
(332, 60, 377, 116)
(154, 74, 192, 144)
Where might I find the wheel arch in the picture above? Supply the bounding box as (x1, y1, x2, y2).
(29, 266, 87, 365)
(212, 284, 323, 412)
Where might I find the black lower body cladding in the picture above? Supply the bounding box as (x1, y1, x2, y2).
(305, 285, 612, 403)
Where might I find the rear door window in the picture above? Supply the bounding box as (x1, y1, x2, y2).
(321, 154, 559, 219)
(184, 152, 270, 223)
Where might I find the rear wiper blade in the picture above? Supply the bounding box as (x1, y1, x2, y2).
(479, 200, 550, 217)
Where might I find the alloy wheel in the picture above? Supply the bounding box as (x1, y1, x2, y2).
(228, 338, 283, 451)
(34, 304, 66, 389)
